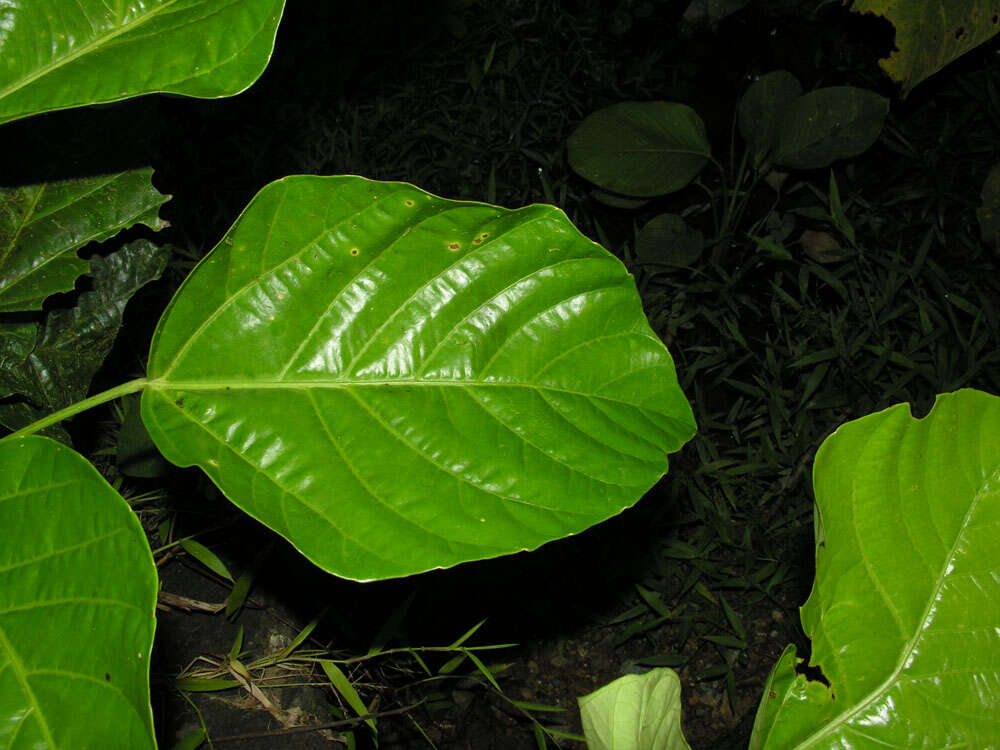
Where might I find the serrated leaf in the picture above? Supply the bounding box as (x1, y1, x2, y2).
(0, 238, 169, 438)
(0, 170, 169, 312)
(849, 0, 1000, 97)
(0, 436, 157, 749)
(578, 668, 690, 750)
(141, 175, 696, 581)
(771, 87, 889, 170)
(0, 0, 286, 125)
(750, 389, 1000, 748)
(568, 102, 711, 197)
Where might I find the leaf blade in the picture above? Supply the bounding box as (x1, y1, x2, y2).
(751, 389, 1000, 747)
(0, 436, 157, 749)
(143, 175, 696, 581)
(0, 0, 286, 125)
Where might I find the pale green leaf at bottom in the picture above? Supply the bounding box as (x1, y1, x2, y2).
(578, 668, 690, 750)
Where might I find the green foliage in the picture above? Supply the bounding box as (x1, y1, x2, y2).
(737, 70, 803, 168)
(0, 0, 286, 125)
(752, 389, 1000, 747)
(140, 174, 694, 580)
(579, 668, 689, 750)
(2, 1, 999, 747)
(0, 436, 157, 749)
(768, 87, 889, 170)
(567, 102, 711, 197)
(849, 0, 1000, 96)
(581, 390, 1000, 748)
(566, 70, 889, 268)
(0, 170, 169, 312)
(0, 239, 170, 440)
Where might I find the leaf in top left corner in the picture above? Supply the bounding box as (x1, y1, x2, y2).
(0, 168, 169, 313)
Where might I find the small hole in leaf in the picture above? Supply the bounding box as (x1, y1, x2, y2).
(105, 673, 111, 682)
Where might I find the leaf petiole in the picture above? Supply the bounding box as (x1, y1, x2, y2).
(2, 377, 148, 441)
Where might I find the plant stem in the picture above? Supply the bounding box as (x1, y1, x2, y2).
(2, 378, 148, 441)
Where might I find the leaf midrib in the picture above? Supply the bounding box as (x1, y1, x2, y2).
(145, 377, 664, 407)
(794, 467, 990, 747)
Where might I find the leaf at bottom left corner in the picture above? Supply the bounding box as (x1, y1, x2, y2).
(0, 436, 157, 749)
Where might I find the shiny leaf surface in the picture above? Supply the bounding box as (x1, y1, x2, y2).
(568, 102, 711, 197)
(0, 170, 169, 312)
(750, 389, 1000, 748)
(143, 175, 696, 581)
(0, 239, 169, 440)
(0, 436, 157, 749)
(0, 0, 285, 125)
(578, 668, 690, 750)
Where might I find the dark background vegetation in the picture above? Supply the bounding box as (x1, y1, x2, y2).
(3, 0, 999, 747)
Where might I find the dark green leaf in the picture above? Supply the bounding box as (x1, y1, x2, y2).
(737, 71, 803, 167)
(0, 239, 169, 437)
(568, 102, 710, 197)
(772, 87, 889, 170)
(117, 393, 169, 477)
(0, 171, 169, 312)
(636, 214, 703, 267)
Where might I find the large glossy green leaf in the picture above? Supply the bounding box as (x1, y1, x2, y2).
(750, 389, 1000, 748)
(0, 436, 157, 749)
(850, 0, 1000, 96)
(142, 175, 696, 581)
(579, 668, 690, 750)
(0, 169, 169, 313)
(567, 102, 711, 197)
(771, 87, 889, 170)
(0, 239, 170, 441)
(0, 0, 286, 125)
